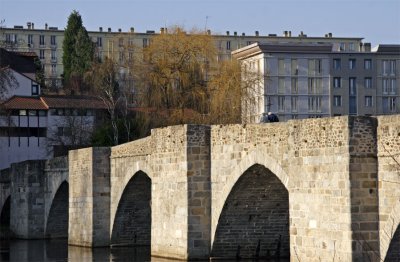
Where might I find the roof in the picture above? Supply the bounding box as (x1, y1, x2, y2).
(1, 95, 106, 110)
(232, 42, 333, 59)
(374, 45, 400, 54)
(1, 96, 47, 110)
(41, 95, 106, 109)
(0, 48, 37, 74)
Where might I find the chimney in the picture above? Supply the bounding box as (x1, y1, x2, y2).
(328, 32, 332, 38)
(27, 22, 31, 29)
(130, 27, 135, 33)
(242, 32, 245, 36)
(108, 28, 111, 33)
(289, 31, 292, 37)
(45, 23, 48, 30)
(118, 28, 122, 33)
(160, 27, 165, 34)
(226, 31, 230, 36)
(207, 29, 211, 35)
(284, 30, 288, 37)
(99, 27, 103, 32)
(255, 31, 259, 36)
(364, 43, 371, 52)
(32, 23, 34, 29)
(234, 31, 237, 36)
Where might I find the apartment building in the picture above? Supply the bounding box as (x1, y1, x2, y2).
(233, 43, 400, 123)
(1, 22, 364, 89)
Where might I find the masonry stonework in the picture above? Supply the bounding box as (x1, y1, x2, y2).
(68, 147, 111, 247)
(1, 115, 399, 261)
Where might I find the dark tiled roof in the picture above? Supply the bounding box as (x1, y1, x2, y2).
(1, 95, 107, 110)
(1, 96, 47, 110)
(0, 48, 37, 74)
(41, 95, 106, 109)
(375, 45, 400, 54)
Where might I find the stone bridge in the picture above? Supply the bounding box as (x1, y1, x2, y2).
(0, 116, 399, 261)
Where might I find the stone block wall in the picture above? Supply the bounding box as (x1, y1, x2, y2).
(210, 117, 379, 261)
(10, 160, 46, 239)
(186, 125, 211, 259)
(376, 115, 400, 260)
(68, 147, 110, 247)
(149, 125, 190, 259)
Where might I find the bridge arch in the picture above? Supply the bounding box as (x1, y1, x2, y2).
(381, 200, 400, 261)
(211, 164, 290, 259)
(0, 196, 11, 238)
(111, 170, 152, 246)
(45, 181, 69, 238)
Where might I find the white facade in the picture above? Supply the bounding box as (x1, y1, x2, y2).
(2, 69, 41, 99)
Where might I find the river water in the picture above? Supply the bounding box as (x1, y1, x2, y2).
(0, 239, 290, 261)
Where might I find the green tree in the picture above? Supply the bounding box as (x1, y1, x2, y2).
(62, 10, 94, 93)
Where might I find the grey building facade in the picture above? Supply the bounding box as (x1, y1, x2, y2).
(233, 43, 400, 123)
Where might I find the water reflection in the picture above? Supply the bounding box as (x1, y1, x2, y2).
(0, 239, 154, 262)
(0, 239, 289, 261)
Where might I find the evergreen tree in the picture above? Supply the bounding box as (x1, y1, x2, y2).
(62, 10, 94, 91)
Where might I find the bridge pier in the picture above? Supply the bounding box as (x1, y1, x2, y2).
(10, 160, 46, 239)
(68, 147, 111, 247)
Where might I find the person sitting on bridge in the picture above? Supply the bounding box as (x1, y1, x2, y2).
(267, 112, 279, 122)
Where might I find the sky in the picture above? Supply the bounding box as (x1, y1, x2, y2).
(1, 0, 399, 47)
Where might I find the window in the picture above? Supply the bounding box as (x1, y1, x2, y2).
(333, 77, 341, 88)
(31, 84, 39, 95)
(390, 79, 397, 94)
(51, 64, 56, 75)
(50, 35, 56, 45)
(278, 96, 285, 112)
(119, 52, 124, 62)
(28, 35, 33, 45)
(364, 59, 372, 70)
(308, 96, 321, 112)
(340, 43, 345, 51)
(97, 37, 102, 47)
(291, 78, 298, 94)
(349, 59, 356, 69)
(308, 78, 322, 94)
(308, 59, 322, 76)
(383, 97, 397, 113)
(119, 38, 124, 47)
(28, 110, 37, 116)
(383, 60, 396, 76)
(365, 96, 373, 107)
(278, 59, 285, 75)
(364, 77, 372, 89)
(39, 49, 45, 59)
(5, 34, 17, 43)
(19, 110, 27, 116)
(291, 59, 298, 75)
(333, 59, 341, 70)
(349, 43, 355, 51)
(143, 38, 148, 47)
(39, 35, 45, 45)
(383, 79, 396, 94)
(291, 97, 298, 112)
(226, 41, 231, 50)
(334, 96, 342, 107)
(349, 78, 357, 95)
(278, 78, 285, 94)
(51, 50, 57, 61)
